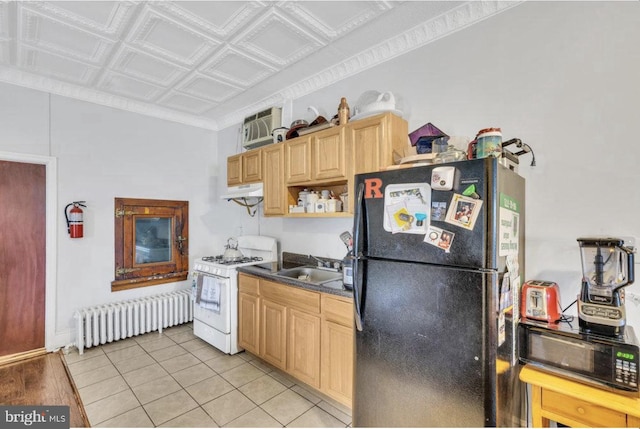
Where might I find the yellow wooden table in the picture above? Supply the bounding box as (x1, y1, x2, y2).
(519, 365, 640, 427)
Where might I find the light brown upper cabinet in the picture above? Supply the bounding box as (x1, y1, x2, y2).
(285, 126, 347, 185)
(262, 143, 287, 216)
(228, 113, 408, 217)
(227, 154, 242, 186)
(348, 112, 408, 175)
(285, 136, 312, 184)
(227, 149, 262, 186)
(313, 127, 347, 181)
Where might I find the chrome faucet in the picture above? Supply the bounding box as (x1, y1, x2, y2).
(309, 254, 331, 268)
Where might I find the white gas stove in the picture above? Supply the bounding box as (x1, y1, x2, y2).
(192, 235, 277, 354)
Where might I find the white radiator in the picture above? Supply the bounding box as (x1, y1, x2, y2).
(74, 290, 193, 354)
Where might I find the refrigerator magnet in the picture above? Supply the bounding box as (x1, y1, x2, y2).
(424, 225, 455, 252)
(462, 184, 480, 199)
(431, 201, 447, 221)
(431, 166, 456, 191)
(445, 194, 483, 230)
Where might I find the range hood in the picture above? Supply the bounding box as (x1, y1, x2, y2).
(220, 183, 263, 200)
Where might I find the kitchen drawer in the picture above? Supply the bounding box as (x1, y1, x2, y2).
(260, 279, 320, 313)
(542, 389, 626, 427)
(260, 280, 320, 314)
(322, 295, 352, 326)
(239, 274, 259, 295)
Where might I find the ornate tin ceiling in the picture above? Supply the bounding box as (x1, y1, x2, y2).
(0, 1, 521, 129)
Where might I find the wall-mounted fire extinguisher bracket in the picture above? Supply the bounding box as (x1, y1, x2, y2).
(65, 201, 86, 238)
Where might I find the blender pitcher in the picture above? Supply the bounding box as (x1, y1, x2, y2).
(577, 237, 635, 337)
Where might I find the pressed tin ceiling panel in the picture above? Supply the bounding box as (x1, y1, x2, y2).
(0, 1, 522, 130)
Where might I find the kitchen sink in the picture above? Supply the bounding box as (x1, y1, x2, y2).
(276, 266, 342, 285)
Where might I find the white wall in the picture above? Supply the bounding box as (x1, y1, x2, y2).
(0, 82, 217, 348)
(221, 2, 640, 327)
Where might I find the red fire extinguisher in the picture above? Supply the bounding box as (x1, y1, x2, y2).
(65, 201, 86, 238)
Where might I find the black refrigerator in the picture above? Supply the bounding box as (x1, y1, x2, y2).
(352, 158, 525, 427)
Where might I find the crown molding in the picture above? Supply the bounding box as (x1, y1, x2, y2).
(216, 1, 523, 130)
(0, 65, 218, 130)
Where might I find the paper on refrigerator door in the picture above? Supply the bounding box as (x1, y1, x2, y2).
(383, 183, 431, 234)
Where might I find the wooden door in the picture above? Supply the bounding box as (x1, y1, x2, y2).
(285, 138, 312, 184)
(312, 127, 346, 180)
(238, 292, 260, 355)
(321, 295, 354, 407)
(263, 144, 286, 216)
(349, 116, 384, 175)
(227, 154, 242, 186)
(242, 149, 262, 183)
(0, 160, 46, 357)
(260, 298, 287, 370)
(288, 308, 321, 388)
(321, 320, 353, 406)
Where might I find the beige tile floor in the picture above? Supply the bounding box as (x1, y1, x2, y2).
(63, 323, 351, 428)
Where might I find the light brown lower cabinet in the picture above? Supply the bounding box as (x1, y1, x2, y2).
(238, 273, 353, 408)
(238, 275, 260, 355)
(288, 308, 321, 388)
(238, 292, 260, 355)
(321, 295, 354, 407)
(260, 299, 287, 370)
(321, 319, 353, 405)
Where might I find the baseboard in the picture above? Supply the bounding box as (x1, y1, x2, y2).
(48, 328, 74, 352)
(0, 347, 47, 366)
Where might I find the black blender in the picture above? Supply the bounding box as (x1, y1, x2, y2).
(577, 237, 635, 337)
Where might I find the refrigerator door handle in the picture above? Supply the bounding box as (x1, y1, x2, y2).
(353, 182, 365, 331)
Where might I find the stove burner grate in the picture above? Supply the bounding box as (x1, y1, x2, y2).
(201, 255, 263, 265)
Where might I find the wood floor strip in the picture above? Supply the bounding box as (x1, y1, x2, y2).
(0, 351, 90, 427)
(0, 347, 47, 366)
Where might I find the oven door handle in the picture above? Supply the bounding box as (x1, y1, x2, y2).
(193, 271, 229, 280)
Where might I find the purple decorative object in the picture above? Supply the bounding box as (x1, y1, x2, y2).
(409, 122, 448, 147)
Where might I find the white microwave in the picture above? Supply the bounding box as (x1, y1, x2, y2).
(242, 107, 281, 150)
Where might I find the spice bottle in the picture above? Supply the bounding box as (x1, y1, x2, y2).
(338, 97, 350, 125)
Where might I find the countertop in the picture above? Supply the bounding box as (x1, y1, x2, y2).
(237, 265, 354, 299)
